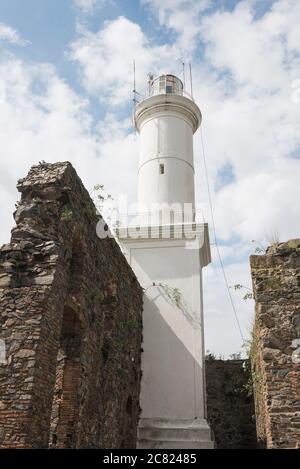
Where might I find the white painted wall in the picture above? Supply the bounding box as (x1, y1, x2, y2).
(121, 76, 212, 443)
(134, 94, 201, 214)
(119, 229, 210, 422)
(138, 113, 195, 211)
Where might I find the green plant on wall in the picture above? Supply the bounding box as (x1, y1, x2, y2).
(92, 185, 114, 219)
(231, 275, 282, 303)
(241, 330, 262, 397)
(205, 350, 217, 361)
(229, 352, 242, 360)
(60, 207, 73, 221)
(288, 240, 299, 249)
(231, 284, 254, 301)
(251, 231, 281, 254)
(157, 283, 182, 309)
(91, 184, 123, 240)
(251, 239, 266, 254)
(242, 366, 253, 397)
(116, 365, 127, 379)
(144, 282, 183, 309)
(144, 282, 201, 329)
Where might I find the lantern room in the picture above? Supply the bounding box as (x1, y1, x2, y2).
(149, 74, 183, 97)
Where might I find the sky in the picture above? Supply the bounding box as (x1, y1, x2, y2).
(0, 0, 299, 356)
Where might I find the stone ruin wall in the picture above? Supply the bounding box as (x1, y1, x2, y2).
(205, 359, 257, 449)
(0, 162, 143, 449)
(250, 240, 300, 449)
(1, 162, 299, 450)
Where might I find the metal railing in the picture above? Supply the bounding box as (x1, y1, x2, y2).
(134, 89, 194, 106)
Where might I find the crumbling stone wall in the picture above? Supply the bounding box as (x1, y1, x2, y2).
(250, 240, 300, 449)
(0, 162, 143, 449)
(206, 359, 257, 449)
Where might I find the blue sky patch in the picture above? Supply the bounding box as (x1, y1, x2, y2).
(215, 162, 236, 191)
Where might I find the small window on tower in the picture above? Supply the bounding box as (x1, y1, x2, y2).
(159, 164, 165, 174)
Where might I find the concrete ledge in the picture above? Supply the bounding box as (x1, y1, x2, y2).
(137, 418, 214, 449)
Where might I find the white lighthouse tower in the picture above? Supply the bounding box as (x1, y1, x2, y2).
(135, 74, 199, 218)
(119, 74, 213, 449)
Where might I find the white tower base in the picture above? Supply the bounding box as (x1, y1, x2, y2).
(138, 418, 213, 449)
(119, 223, 213, 449)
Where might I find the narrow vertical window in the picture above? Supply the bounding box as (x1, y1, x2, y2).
(159, 164, 165, 174)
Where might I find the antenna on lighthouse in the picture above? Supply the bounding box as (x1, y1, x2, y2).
(189, 63, 194, 97)
(182, 62, 186, 91)
(148, 72, 153, 96)
(133, 59, 137, 106)
(132, 60, 138, 138)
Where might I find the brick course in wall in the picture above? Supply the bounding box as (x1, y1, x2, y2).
(0, 162, 143, 449)
(250, 240, 300, 449)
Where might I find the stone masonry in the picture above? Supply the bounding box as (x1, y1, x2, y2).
(206, 359, 257, 449)
(250, 240, 300, 448)
(0, 162, 143, 448)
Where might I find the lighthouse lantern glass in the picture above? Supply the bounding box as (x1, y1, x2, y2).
(150, 74, 183, 97)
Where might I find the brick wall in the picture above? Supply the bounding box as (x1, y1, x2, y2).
(0, 162, 143, 449)
(250, 240, 300, 449)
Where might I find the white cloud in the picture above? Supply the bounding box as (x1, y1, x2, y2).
(1, 1, 300, 356)
(192, 0, 300, 355)
(200, 0, 300, 90)
(191, 0, 300, 245)
(69, 16, 181, 105)
(204, 251, 254, 357)
(0, 23, 30, 47)
(0, 51, 138, 246)
(129, 0, 300, 355)
(73, 0, 109, 13)
(142, 0, 211, 53)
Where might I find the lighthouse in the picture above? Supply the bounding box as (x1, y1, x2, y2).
(135, 74, 200, 218)
(119, 73, 213, 449)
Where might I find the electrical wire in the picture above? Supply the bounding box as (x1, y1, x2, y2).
(200, 125, 246, 345)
